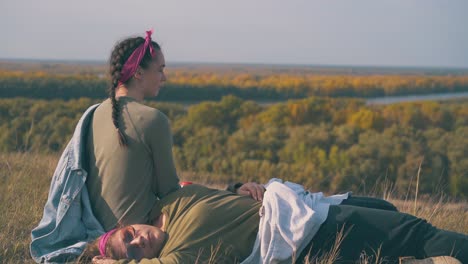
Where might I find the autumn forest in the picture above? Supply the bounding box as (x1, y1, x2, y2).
(1, 61, 467, 198)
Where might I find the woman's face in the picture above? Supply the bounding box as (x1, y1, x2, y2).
(139, 49, 166, 98)
(109, 224, 167, 260)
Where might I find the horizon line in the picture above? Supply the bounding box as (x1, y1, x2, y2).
(1, 57, 468, 71)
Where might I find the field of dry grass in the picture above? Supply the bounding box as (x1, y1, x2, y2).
(0, 152, 466, 263)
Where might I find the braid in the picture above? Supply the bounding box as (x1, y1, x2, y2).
(110, 89, 127, 146)
(108, 38, 144, 146)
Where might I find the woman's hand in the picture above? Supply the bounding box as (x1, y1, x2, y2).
(236, 182, 266, 201)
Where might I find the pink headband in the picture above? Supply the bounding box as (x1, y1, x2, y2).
(118, 29, 156, 85)
(99, 228, 117, 257)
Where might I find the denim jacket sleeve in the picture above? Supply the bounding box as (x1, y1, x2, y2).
(30, 104, 105, 263)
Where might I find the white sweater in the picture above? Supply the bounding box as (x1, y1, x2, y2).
(242, 178, 349, 264)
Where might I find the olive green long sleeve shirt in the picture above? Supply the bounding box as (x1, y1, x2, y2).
(86, 97, 180, 231)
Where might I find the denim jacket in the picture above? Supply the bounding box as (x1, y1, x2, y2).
(30, 104, 105, 263)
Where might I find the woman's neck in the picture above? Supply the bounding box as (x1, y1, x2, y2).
(115, 85, 144, 101)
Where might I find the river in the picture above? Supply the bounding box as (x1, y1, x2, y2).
(173, 91, 468, 108)
(365, 91, 468, 105)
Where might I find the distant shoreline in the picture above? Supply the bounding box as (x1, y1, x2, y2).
(2, 59, 468, 103)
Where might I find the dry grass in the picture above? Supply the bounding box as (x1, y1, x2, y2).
(0, 152, 466, 263)
(0, 152, 57, 263)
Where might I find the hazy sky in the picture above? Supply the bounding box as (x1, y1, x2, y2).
(1, 0, 467, 68)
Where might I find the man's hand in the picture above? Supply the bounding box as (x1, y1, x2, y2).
(236, 182, 266, 201)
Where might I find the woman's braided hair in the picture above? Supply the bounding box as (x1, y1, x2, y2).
(108, 37, 161, 146)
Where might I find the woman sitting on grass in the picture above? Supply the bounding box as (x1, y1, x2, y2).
(83, 180, 467, 264)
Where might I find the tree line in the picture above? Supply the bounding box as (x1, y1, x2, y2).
(1, 96, 467, 198)
(1, 70, 468, 101)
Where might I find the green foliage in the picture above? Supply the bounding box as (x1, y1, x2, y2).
(347, 108, 384, 131)
(1, 96, 467, 198)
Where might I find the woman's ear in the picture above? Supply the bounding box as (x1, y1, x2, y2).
(133, 67, 143, 80)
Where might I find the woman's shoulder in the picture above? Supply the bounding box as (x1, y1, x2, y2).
(125, 100, 170, 129)
(131, 101, 166, 117)
(96, 97, 170, 130)
(114, 96, 164, 116)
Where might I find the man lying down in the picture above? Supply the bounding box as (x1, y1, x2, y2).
(83, 179, 467, 264)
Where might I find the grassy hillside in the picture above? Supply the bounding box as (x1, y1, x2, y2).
(0, 152, 466, 263)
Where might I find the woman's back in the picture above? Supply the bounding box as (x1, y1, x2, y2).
(86, 96, 179, 230)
